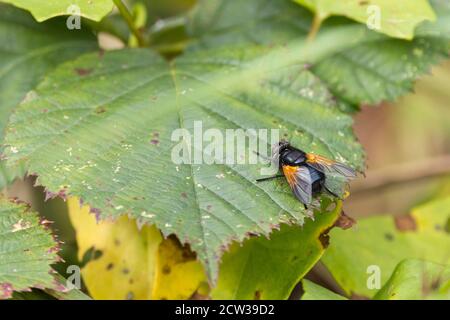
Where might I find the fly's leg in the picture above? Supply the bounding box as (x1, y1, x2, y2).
(253, 151, 270, 161)
(256, 175, 284, 182)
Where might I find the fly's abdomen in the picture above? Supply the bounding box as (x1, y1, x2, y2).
(307, 166, 325, 195)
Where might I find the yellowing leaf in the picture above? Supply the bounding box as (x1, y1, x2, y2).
(294, 0, 436, 39)
(68, 197, 162, 300)
(67, 197, 207, 300)
(152, 237, 207, 300)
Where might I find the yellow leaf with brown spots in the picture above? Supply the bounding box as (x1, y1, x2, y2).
(152, 236, 208, 300)
(68, 197, 162, 300)
(67, 197, 207, 300)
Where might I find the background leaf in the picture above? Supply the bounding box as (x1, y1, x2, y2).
(212, 201, 341, 299)
(68, 196, 207, 299)
(321, 196, 450, 298)
(0, 198, 59, 299)
(293, 0, 436, 39)
(152, 236, 207, 300)
(374, 259, 450, 300)
(187, 0, 450, 109)
(0, 0, 114, 22)
(0, 4, 97, 188)
(68, 197, 162, 300)
(301, 279, 347, 300)
(43, 273, 92, 300)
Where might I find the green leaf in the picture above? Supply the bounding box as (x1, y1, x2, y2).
(0, 198, 59, 299)
(187, 0, 450, 108)
(374, 259, 450, 300)
(0, 162, 26, 190)
(321, 196, 450, 298)
(1, 0, 114, 22)
(3, 39, 365, 282)
(0, 4, 97, 188)
(301, 279, 347, 300)
(293, 0, 436, 40)
(213, 202, 341, 299)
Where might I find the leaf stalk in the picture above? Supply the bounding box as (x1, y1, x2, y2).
(112, 0, 146, 47)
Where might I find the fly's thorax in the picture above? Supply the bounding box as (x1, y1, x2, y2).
(280, 148, 306, 166)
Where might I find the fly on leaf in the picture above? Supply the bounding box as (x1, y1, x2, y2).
(257, 141, 357, 209)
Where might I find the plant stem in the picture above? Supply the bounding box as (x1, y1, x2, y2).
(307, 14, 323, 42)
(112, 0, 145, 47)
(352, 154, 450, 194)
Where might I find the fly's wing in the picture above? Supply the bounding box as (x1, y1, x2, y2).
(305, 153, 356, 180)
(282, 165, 312, 205)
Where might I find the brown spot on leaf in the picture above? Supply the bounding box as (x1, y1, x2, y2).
(162, 265, 171, 275)
(150, 139, 159, 145)
(75, 68, 93, 76)
(254, 290, 261, 300)
(95, 106, 106, 114)
(106, 263, 114, 270)
(394, 214, 417, 231)
(384, 233, 394, 241)
(114, 239, 121, 246)
(181, 192, 187, 198)
(319, 232, 330, 248)
(90, 207, 101, 221)
(334, 210, 356, 230)
(122, 268, 130, 275)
